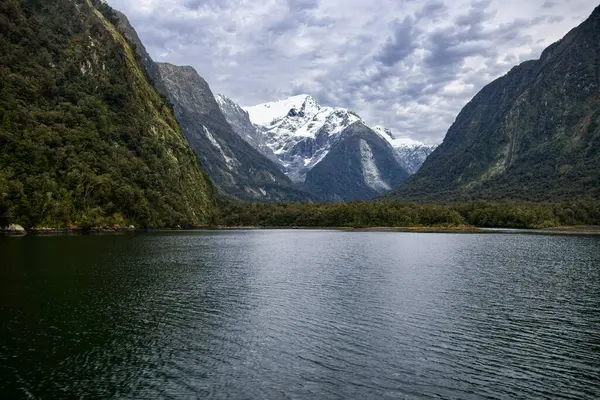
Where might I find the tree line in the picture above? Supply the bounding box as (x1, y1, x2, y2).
(215, 200, 600, 229)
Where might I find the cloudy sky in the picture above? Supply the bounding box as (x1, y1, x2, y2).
(107, 0, 597, 144)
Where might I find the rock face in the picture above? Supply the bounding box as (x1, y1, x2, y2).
(216, 95, 411, 200)
(114, 15, 312, 202)
(0, 0, 214, 228)
(388, 6, 600, 202)
(215, 94, 281, 167)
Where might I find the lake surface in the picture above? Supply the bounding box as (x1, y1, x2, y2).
(1, 231, 600, 399)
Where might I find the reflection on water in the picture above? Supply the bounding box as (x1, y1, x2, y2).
(1, 231, 600, 398)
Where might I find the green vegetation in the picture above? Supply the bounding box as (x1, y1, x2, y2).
(0, 0, 215, 229)
(216, 200, 600, 229)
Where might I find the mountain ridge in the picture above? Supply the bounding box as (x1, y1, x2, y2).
(215, 94, 282, 167)
(218, 94, 412, 200)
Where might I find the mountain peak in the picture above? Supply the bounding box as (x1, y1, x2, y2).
(216, 93, 243, 111)
(286, 94, 318, 107)
(243, 94, 322, 126)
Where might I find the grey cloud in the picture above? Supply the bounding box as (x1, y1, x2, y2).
(424, 31, 491, 70)
(423, 6, 545, 75)
(266, 1, 332, 34)
(375, 16, 419, 66)
(422, 4, 494, 75)
(455, 4, 495, 27)
(288, 0, 318, 11)
(547, 15, 564, 23)
(183, 0, 228, 10)
(416, 1, 448, 20)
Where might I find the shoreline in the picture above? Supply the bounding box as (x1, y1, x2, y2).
(202, 225, 600, 235)
(0, 226, 137, 236)
(3, 225, 600, 236)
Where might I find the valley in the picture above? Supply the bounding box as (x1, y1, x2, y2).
(1, 2, 600, 399)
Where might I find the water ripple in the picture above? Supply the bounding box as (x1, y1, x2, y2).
(1, 231, 599, 398)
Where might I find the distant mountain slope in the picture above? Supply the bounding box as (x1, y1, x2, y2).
(114, 15, 313, 202)
(388, 6, 600, 202)
(305, 123, 410, 201)
(0, 0, 214, 228)
(371, 126, 437, 174)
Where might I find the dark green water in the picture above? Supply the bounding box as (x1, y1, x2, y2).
(1, 231, 600, 399)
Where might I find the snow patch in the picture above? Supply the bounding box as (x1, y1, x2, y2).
(203, 126, 236, 170)
(372, 125, 425, 148)
(244, 95, 319, 126)
(203, 125, 220, 148)
(359, 139, 391, 192)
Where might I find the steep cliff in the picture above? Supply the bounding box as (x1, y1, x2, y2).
(215, 94, 282, 167)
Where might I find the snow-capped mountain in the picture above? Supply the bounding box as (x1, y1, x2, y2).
(216, 94, 410, 200)
(217, 94, 434, 200)
(243, 95, 364, 182)
(372, 126, 438, 174)
(241, 95, 435, 179)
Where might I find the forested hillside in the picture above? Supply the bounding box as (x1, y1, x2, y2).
(217, 200, 600, 229)
(0, 0, 215, 229)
